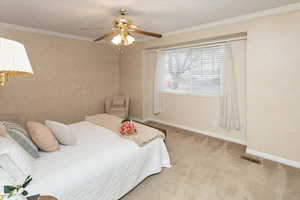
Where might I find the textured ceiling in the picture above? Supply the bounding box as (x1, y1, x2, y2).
(0, 0, 299, 39)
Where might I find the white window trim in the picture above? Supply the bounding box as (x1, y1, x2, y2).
(160, 89, 220, 98)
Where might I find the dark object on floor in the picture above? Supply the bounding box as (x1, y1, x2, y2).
(121, 118, 131, 123)
(241, 153, 262, 164)
(40, 196, 58, 200)
(27, 195, 58, 200)
(27, 194, 40, 200)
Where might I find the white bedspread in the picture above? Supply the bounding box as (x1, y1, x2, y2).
(27, 121, 171, 200)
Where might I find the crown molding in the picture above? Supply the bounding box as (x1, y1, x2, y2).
(0, 22, 94, 41)
(137, 2, 300, 42)
(164, 3, 300, 36)
(1, 2, 300, 42)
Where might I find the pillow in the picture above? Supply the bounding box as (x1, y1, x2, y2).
(0, 122, 39, 159)
(27, 121, 60, 152)
(45, 120, 76, 145)
(112, 98, 125, 106)
(0, 137, 33, 182)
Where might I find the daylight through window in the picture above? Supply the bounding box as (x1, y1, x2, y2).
(160, 44, 225, 96)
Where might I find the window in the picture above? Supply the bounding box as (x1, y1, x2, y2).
(160, 44, 225, 96)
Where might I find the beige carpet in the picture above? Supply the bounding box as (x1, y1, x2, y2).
(121, 122, 300, 200)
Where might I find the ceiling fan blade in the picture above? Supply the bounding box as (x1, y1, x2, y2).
(94, 32, 116, 41)
(129, 24, 140, 29)
(132, 29, 162, 38)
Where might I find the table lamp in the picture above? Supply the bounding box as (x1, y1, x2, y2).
(0, 38, 33, 86)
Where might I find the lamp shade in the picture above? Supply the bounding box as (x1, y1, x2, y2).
(0, 38, 33, 75)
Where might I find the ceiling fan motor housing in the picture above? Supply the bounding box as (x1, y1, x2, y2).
(119, 9, 128, 16)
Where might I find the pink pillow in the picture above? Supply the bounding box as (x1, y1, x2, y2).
(26, 121, 60, 152)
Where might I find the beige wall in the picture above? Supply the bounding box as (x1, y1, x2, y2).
(120, 11, 300, 163)
(0, 29, 120, 123)
(247, 12, 300, 162)
(120, 45, 144, 118)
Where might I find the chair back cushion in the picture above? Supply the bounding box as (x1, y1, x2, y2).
(112, 97, 125, 106)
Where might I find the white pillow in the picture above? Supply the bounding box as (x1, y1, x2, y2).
(0, 137, 33, 182)
(45, 120, 76, 145)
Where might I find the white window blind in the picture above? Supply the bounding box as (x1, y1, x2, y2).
(161, 44, 225, 96)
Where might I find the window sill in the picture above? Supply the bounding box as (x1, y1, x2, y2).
(160, 90, 220, 98)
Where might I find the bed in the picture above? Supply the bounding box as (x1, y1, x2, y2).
(27, 121, 171, 200)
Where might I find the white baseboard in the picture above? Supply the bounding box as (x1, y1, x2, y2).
(131, 116, 300, 168)
(129, 116, 148, 123)
(143, 118, 246, 145)
(246, 148, 300, 169)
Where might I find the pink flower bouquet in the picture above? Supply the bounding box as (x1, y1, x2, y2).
(120, 121, 136, 136)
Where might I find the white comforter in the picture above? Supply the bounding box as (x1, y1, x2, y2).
(27, 121, 171, 200)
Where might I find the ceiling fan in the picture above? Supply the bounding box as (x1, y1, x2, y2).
(87, 9, 162, 46)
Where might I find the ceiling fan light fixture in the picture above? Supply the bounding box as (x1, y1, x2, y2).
(111, 33, 135, 46)
(111, 34, 122, 45)
(126, 35, 135, 45)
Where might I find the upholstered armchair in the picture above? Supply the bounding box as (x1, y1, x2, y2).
(105, 96, 130, 119)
